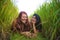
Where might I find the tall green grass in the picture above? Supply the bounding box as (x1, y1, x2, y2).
(0, 0, 60, 40)
(0, 0, 18, 32)
(0, 0, 18, 39)
(0, 0, 47, 40)
(35, 0, 60, 40)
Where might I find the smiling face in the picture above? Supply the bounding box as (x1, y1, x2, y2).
(31, 16, 36, 24)
(21, 13, 28, 23)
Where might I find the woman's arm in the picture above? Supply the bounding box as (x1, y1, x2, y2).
(33, 24, 37, 34)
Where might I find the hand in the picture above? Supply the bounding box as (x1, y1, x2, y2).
(25, 32, 31, 37)
(21, 32, 31, 37)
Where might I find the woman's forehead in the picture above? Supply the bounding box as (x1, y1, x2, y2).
(22, 13, 27, 16)
(32, 16, 36, 18)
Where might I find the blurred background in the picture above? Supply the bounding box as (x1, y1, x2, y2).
(0, 0, 60, 40)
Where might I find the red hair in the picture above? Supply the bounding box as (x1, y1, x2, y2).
(18, 11, 28, 19)
(12, 11, 31, 32)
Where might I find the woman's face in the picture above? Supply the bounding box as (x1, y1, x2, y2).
(21, 13, 28, 23)
(31, 16, 36, 24)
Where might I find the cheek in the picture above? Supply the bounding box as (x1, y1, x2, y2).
(21, 17, 25, 20)
(25, 18, 28, 20)
(35, 19, 36, 22)
(33, 18, 36, 21)
(33, 19, 36, 23)
(32, 18, 36, 22)
(21, 17, 27, 22)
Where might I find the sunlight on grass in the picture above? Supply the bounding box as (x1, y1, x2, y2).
(0, 0, 60, 40)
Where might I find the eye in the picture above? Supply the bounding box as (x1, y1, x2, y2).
(22, 16, 27, 18)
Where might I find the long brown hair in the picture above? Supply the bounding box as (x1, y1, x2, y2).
(11, 11, 31, 32)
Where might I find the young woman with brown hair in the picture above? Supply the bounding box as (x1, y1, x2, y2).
(11, 11, 32, 37)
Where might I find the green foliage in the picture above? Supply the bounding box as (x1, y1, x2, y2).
(10, 33, 48, 40)
(0, 0, 18, 32)
(35, 0, 60, 40)
(0, 0, 18, 40)
(0, 0, 60, 40)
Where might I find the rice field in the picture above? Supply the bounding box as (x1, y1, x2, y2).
(0, 0, 60, 40)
